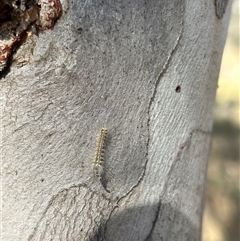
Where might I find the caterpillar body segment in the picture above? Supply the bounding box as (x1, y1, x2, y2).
(92, 128, 107, 179)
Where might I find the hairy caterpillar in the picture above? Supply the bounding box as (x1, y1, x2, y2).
(92, 128, 107, 180)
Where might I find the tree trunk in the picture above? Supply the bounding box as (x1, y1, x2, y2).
(1, 0, 231, 240)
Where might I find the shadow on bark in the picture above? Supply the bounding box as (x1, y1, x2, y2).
(27, 184, 199, 241)
(89, 202, 199, 241)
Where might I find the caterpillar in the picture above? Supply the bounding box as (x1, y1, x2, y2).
(92, 128, 107, 180)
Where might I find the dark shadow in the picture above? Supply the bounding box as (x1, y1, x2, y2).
(99, 172, 110, 193)
(89, 202, 199, 241)
(0, 61, 11, 79)
(27, 184, 199, 241)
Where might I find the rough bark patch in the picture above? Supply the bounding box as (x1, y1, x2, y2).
(28, 185, 114, 241)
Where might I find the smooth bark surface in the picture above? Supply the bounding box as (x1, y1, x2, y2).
(1, 0, 231, 240)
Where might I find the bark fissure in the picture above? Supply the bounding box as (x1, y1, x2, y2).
(149, 30, 183, 110)
(104, 8, 185, 237)
(104, 27, 185, 240)
(144, 201, 162, 241)
(145, 128, 212, 237)
(135, 17, 185, 239)
(161, 128, 211, 196)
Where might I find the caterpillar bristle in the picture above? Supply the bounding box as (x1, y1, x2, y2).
(92, 128, 107, 179)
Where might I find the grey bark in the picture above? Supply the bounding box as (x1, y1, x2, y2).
(1, 0, 231, 240)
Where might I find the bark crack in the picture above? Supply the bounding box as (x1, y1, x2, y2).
(144, 3, 185, 183)
(104, 7, 186, 238)
(145, 128, 211, 238)
(137, 4, 185, 195)
(142, 11, 186, 239)
(144, 201, 162, 241)
(161, 128, 211, 197)
(104, 17, 185, 240)
(149, 31, 183, 109)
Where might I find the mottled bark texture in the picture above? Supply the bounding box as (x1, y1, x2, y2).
(1, 0, 232, 240)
